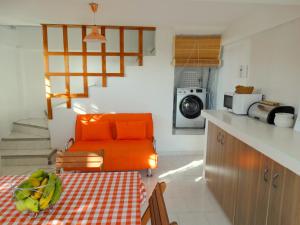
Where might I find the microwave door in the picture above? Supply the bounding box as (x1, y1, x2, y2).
(224, 95, 233, 109)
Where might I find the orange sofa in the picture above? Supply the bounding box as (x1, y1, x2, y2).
(66, 113, 157, 175)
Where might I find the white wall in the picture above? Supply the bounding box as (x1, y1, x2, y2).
(49, 28, 204, 154)
(17, 27, 46, 117)
(217, 17, 300, 113)
(0, 26, 46, 138)
(248, 19, 300, 110)
(216, 39, 251, 108)
(0, 27, 23, 138)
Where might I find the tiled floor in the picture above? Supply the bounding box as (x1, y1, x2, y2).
(1, 155, 231, 225)
(141, 155, 231, 225)
(172, 128, 205, 135)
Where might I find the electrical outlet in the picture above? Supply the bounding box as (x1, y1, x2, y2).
(239, 65, 243, 78)
(239, 65, 249, 78)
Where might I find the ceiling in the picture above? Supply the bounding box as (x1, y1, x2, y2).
(1, 0, 300, 34)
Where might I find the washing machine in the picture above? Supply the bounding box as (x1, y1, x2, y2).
(175, 87, 206, 128)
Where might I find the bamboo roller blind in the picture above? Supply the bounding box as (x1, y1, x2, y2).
(42, 24, 155, 119)
(174, 35, 222, 67)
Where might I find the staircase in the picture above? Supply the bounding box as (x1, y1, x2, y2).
(0, 118, 56, 166)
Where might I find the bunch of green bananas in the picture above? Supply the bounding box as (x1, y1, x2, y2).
(14, 169, 63, 213)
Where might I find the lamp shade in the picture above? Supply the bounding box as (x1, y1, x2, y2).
(84, 26, 106, 43)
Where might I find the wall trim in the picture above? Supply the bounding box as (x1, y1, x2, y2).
(157, 150, 203, 156)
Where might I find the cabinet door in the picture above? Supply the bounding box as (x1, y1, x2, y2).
(234, 144, 261, 225)
(266, 162, 285, 225)
(205, 122, 224, 203)
(279, 168, 300, 225)
(205, 122, 220, 195)
(220, 131, 239, 223)
(253, 155, 272, 225)
(214, 130, 225, 204)
(255, 160, 300, 225)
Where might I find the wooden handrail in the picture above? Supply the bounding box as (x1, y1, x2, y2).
(42, 24, 156, 119)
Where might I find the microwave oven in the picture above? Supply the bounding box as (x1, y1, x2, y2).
(224, 92, 263, 115)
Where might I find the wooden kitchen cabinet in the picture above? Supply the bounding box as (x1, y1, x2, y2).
(205, 121, 300, 225)
(220, 130, 239, 223)
(279, 168, 300, 225)
(253, 155, 273, 225)
(204, 122, 215, 191)
(254, 156, 300, 225)
(205, 122, 239, 223)
(205, 122, 222, 199)
(234, 144, 261, 225)
(265, 163, 300, 225)
(266, 162, 286, 225)
(254, 158, 300, 225)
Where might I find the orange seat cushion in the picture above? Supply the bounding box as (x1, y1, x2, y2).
(116, 121, 146, 140)
(68, 140, 157, 171)
(81, 121, 112, 141)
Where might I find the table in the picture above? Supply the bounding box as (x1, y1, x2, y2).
(0, 171, 146, 225)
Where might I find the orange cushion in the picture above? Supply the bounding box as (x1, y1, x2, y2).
(81, 121, 112, 141)
(116, 121, 146, 140)
(75, 114, 153, 141)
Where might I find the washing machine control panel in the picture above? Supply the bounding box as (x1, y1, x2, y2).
(177, 88, 205, 94)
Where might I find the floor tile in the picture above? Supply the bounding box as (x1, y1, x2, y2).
(205, 211, 232, 225)
(177, 212, 210, 225)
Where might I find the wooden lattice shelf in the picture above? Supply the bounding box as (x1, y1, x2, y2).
(42, 24, 156, 119)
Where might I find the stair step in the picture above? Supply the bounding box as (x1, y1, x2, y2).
(0, 139, 51, 150)
(0, 149, 54, 157)
(2, 137, 50, 141)
(1, 149, 55, 166)
(0, 132, 51, 150)
(2, 156, 49, 166)
(1, 132, 49, 140)
(14, 118, 48, 129)
(13, 123, 49, 138)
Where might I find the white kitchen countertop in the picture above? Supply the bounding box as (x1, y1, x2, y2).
(202, 110, 300, 176)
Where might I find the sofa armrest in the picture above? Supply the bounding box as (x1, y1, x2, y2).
(152, 137, 157, 154)
(64, 138, 75, 151)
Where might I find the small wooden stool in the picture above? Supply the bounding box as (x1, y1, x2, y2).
(56, 150, 104, 173)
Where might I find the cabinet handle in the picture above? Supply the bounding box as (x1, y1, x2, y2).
(272, 173, 280, 188)
(263, 168, 269, 182)
(217, 132, 221, 143)
(221, 133, 225, 145)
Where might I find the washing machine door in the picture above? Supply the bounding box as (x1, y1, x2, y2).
(180, 95, 203, 119)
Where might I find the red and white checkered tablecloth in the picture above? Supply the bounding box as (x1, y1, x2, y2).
(0, 171, 147, 225)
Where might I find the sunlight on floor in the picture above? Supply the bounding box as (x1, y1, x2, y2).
(194, 176, 203, 182)
(158, 160, 203, 179)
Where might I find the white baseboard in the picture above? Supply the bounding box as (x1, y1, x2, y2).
(157, 150, 203, 156)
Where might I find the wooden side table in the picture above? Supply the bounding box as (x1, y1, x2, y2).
(56, 150, 104, 173)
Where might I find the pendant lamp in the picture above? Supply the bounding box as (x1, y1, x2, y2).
(84, 2, 106, 43)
